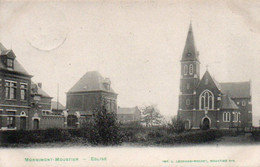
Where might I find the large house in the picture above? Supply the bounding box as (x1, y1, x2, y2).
(66, 71, 117, 128)
(178, 24, 252, 130)
(0, 43, 32, 130)
(0, 43, 66, 130)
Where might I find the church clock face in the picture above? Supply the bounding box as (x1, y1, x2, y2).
(187, 53, 191, 57)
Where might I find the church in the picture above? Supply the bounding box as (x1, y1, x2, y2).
(178, 24, 252, 130)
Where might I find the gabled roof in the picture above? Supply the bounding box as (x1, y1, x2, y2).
(51, 101, 66, 110)
(219, 81, 251, 98)
(211, 75, 222, 91)
(220, 95, 239, 110)
(197, 70, 221, 91)
(117, 107, 140, 115)
(0, 43, 31, 76)
(68, 71, 116, 94)
(181, 23, 199, 62)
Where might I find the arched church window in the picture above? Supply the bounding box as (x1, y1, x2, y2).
(199, 90, 214, 110)
(189, 64, 193, 75)
(186, 99, 190, 105)
(242, 100, 246, 106)
(184, 65, 188, 75)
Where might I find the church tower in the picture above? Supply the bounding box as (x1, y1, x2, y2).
(178, 23, 200, 113)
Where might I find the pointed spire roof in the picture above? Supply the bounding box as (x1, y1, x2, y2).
(181, 23, 199, 61)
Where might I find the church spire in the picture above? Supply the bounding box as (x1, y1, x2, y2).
(181, 22, 199, 62)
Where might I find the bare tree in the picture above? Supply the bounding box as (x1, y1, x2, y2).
(141, 105, 164, 127)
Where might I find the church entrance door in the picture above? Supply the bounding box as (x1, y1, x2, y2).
(202, 118, 210, 130)
(33, 119, 39, 130)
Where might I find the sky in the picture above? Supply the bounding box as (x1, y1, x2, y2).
(0, 0, 260, 124)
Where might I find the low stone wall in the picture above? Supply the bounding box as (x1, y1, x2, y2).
(40, 115, 65, 129)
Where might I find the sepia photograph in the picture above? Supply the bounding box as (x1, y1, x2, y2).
(0, 0, 260, 166)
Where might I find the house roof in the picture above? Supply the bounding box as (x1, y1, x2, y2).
(51, 101, 66, 110)
(68, 71, 116, 94)
(219, 81, 251, 98)
(31, 82, 51, 98)
(117, 107, 139, 115)
(181, 23, 199, 61)
(0, 43, 31, 76)
(220, 95, 239, 110)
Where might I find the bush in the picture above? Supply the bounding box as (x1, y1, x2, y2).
(146, 129, 223, 145)
(0, 129, 72, 145)
(252, 131, 260, 141)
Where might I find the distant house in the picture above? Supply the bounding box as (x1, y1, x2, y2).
(117, 106, 141, 123)
(0, 43, 32, 130)
(66, 71, 117, 128)
(51, 101, 66, 115)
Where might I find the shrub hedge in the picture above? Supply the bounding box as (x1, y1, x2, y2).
(0, 127, 226, 146)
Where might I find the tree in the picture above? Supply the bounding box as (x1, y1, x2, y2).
(141, 105, 164, 127)
(167, 115, 185, 134)
(83, 99, 121, 145)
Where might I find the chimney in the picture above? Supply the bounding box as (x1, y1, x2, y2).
(38, 82, 42, 88)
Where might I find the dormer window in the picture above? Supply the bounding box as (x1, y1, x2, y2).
(7, 58, 14, 68)
(103, 78, 111, 91)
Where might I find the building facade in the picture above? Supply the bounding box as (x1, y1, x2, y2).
(117, 106, 141, 123)
(0, 43, 66, 130)
(66, 71, 117, 128)
(178, 24, 252, 130)
(0, 43, 32, 130)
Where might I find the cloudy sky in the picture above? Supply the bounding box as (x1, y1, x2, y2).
(0, 0, 260, 124)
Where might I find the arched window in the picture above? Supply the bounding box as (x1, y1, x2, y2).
(189, 64, 193, 75)
(233, 112, 239, 122)
(199, 90, 214, 110)
(186, 99, 190, 105)
(223, 112, 231, 122)
(184, 65, 188, 75)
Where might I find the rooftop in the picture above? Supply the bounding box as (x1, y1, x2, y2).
(68, 71, 116, 94)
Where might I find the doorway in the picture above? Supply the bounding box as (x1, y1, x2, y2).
(202, 117, 210, 130)
(33, 119, 39, 130)
(20, 117, 26, 130)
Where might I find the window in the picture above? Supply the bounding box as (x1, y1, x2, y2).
(186, 99, 190, 105)
(223, 112, 231, 122)
(184, 65, 188, 75)
(199, 90, 214, 110)
(187, 83, 190, 90)
(20, 83, 27, 100)
(233, 112, 238, 122)
(7, 59, 14, 68)
(205, 79, 209, 85)
(7, 111, 15, 128)
(5, 80, 17, 100)
(42, 110, 52, 116)
(242, 100, 246, 106)
(189, 64, 193, 75)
